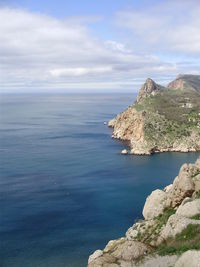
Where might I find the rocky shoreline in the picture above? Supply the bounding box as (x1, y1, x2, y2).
(108, 75, 200, 155)
(87, 157, 200, 267)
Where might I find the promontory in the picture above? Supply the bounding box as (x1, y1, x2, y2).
(108, 74, 200, 155)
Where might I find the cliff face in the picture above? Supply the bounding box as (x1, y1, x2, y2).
(137, 78, 164, 103)
(87, 158, 200, 267)
(108, 75, 200, 155)
(168, 74, 200, 93)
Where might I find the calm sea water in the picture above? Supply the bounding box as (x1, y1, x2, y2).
(0, 93, 199, 267)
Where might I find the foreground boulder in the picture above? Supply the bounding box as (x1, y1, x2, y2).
(166, 163, 196, 207)
(87, 158, 200, 267)
(174, 250, 200, 267)
(143, 189, 167, 220)
(176, 199, 200, 218)
(88, 240, 151, 267)
(158, 213, 200, 242)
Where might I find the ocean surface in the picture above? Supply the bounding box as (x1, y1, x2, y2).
(0, 93, 199, 267)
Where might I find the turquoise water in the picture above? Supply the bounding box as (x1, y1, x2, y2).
(0, 93, 199, 267)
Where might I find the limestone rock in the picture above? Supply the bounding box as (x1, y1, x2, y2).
(166, 164, 196, 207)
(168, 74, 200, 93)
(159, 214, 200, 241)
(104, 238, 126, 253)
(132, 254, 178, 267)
(121, 149, 128, 155)
(176, 199, 200, 218)
(143, 189, 167, 220)
(88, 250, 103, 264)
(108, 118, 116, 128)
(87, 253, 116, 267)
(164, 184, 173, 193)
(87, 158, 200, 267)
(137, 78, 163, 103)
(110, 240, 150, 261)
(195, 157, 200, 167)
(88, 240, 151, 267)
(108, 75, 200, 156)
(174, 250, 200, 267)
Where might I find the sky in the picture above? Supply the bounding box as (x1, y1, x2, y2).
(0, 0, 200, 92)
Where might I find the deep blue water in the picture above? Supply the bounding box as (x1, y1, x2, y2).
(0, 93, 199, 267)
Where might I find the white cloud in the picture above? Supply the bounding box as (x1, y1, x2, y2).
(49, 66, 113, 77)
(116, 0, 200, 55)
(0, 5, 199, 92)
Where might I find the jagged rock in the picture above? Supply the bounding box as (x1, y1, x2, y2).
(164, 184, 173, 193)
(193, 174, 200, 192)
(166, 164, 196, 207)
(110, 240, 151, 261)
(108, 118, 116, 128)
(108, 75, 200, 155)
(143, 189, 167, 220)
(176, 199, 200, 218)
(168, 77, 185, 91)
(168, 74, 200, 93)
(137, 78, 163, 103)
(195, 157, 200, 167)
(174, 250, 200, 267)
(88, 250, 103, 264)
(126, 219, 158, 245)
(121, 149, 128, 155)
(87, 253, 117, 267)
(88, 241, 151, 267)
(87, 158, 200, 267)
(159, 214, 200, 242)
(104, 238, 126, 253)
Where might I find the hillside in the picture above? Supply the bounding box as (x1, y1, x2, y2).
(168, 74, 200, 93)
(87, 158, 200, 267)
(108, 75, 200, 155)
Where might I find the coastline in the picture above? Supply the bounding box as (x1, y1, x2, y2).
(87, 157, 200, 267)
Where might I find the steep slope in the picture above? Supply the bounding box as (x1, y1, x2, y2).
(168, 74, 200, 93)
(87, 158, 200, 267)
(108, 75, 200, 155)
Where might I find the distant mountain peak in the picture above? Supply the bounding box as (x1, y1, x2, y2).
(137, 78, 163, 102)
(168, 74, 200, 92)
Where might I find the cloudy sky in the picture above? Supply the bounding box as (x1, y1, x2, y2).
(0, 0, 200, 92)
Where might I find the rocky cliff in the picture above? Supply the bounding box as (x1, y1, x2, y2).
(87, 157, 200, 267)
(108, 75, 200, 155)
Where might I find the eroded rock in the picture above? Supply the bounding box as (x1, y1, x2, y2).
(143, 189, 167, 220)
(174, 250, 200, 267)
(176, 199, 200, 218)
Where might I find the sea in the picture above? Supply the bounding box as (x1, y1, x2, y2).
(0, 93, 199, 267)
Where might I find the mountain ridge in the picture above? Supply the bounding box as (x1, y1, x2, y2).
(108, 74, 200, 155)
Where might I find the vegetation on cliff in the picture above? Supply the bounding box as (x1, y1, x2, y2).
(87, 158, 200, 267)
(109, 74, 200, 155)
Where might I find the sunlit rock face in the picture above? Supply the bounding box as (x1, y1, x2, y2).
(87, 158, 200, 267)
(108, 75, 200, 155)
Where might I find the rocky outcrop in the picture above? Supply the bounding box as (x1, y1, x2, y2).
(87, 158, 200, 267)
(168, 76, 185, 91)
(108, 75, 200, 155)
(137, 78, 164, 103)
(174, 250, 200, 267)
(159, 213, 200, 242)
(176, 199, 200, 218)
(88, 239, 151, 267)
(168, 74, 200, 93)
(142, 189, 167, 220)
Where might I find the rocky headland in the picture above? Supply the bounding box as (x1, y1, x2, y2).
(108, 74, 200, 155)
(87, 157, 200, 267)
